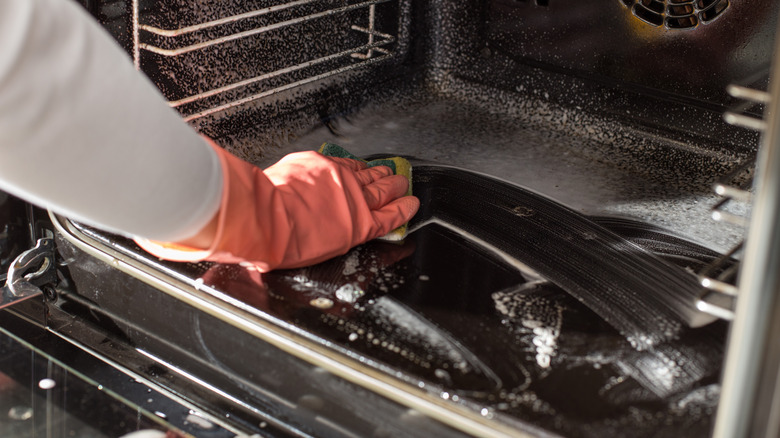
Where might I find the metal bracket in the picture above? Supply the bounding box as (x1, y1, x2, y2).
(0, 238, 56, 309)
(695, 243, 742, 321)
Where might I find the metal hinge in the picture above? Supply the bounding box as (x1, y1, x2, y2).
(0, 238, 57, 309)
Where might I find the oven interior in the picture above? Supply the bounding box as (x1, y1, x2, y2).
(2, 0, 779, 437)
(109, 0, 770, 250)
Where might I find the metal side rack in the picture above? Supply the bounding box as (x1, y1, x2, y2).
(695, 83, 763, 321)
(696, 166, 752, 320)
(130, 0, 398, 121)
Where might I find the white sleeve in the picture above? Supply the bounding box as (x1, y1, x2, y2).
(0, 0, 223, 242)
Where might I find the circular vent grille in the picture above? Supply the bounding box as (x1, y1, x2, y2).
(621, 0, 729, 29)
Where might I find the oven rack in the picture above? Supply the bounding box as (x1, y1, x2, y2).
(131, 0, 397, 122)
(695, 84, 763, 321)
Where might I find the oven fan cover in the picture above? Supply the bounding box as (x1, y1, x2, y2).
(621, 0, 729, 28)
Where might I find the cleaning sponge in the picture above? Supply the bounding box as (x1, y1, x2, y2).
(319, 142, 412, 241)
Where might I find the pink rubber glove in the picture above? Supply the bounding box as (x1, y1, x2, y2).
(135, 140, 420, 271)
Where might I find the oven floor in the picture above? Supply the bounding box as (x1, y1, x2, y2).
(258, 93, 747, 254)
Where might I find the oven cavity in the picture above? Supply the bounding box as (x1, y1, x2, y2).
(621, 0, 730, 28)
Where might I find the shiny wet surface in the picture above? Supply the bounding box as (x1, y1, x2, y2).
(239, 225, 725, 437)
(71, 164, 729, 437)
(270, 223, 525, 394)
(193, 217, 725, 437)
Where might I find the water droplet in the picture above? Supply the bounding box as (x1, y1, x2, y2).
(335, 283, 364, 303)
(8, 406, 32, 421)
(434, 369, 451, 382)
(185, 413, 214, 429)
(348, 333, 358, 341)
(154, 411, 167, 419)
(38, 378, 56, 390)
(309, 297, 334, 309)
(419, 275, 430, 281)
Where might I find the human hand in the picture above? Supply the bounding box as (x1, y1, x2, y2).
(260, 150, 419, 269)
(136, 142, 419, 271)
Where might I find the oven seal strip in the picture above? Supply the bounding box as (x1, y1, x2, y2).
(49, 211, 545, 438)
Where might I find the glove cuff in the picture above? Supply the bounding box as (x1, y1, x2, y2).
(135, 137, 289, 271)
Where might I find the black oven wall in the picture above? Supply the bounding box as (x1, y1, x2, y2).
(483, 0, 776, 108)
(420, 0, 775, 154)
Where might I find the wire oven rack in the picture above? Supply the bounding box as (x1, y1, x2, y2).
(131, 0, 398, 122)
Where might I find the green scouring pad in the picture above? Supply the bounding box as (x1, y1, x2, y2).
(319, 142, 412, 241)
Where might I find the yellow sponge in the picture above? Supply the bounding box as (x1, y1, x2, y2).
(319, 143, 412, 241)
